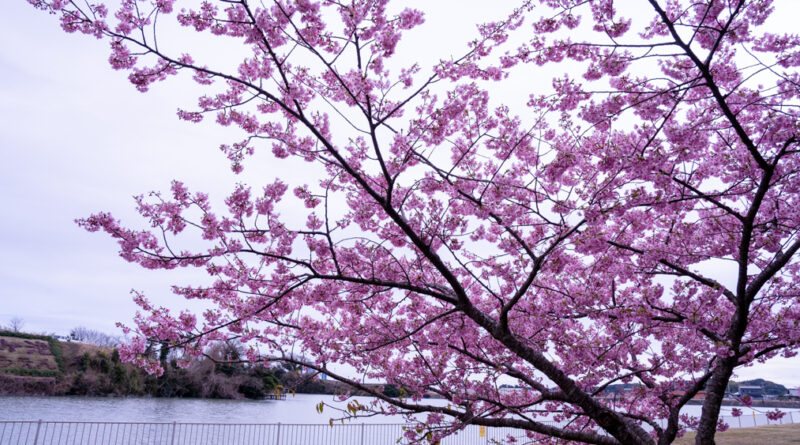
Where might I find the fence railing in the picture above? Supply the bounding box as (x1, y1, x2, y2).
(0, 421, 547, 445)
(0, 413, 796, 445)
(717, 410, 798, 429)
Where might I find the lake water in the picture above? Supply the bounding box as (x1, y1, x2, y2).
(1, 394, 797, 424)
(0, 394, 395, 424)
(1, 396, 798, 445)
(0, 394, 800, 424)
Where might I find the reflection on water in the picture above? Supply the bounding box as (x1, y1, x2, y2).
(0, 394, 375, 424)
(1, 394, 797, 425)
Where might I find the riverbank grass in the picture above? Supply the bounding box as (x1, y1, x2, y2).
(674, 423, 800, 444)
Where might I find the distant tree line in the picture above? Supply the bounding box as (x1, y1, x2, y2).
(63, 344, 284, 399)
(0, 329, 356, 399)
(0, 322, 359, 399)
(0, 317, 25, 333)
(726, 379, 789, 397)
(69, 326, 121, 348)
(59, 341, 353, 399)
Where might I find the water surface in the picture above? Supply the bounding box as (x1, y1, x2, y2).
(0, 394, 378, 424)
(1, 394, 797, 425)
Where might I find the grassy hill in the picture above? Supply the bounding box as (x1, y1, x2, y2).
(0, 330, 65, 394)
(0, 330, 360, 399)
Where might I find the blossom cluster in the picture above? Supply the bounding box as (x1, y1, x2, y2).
(31, 0, 800, 443)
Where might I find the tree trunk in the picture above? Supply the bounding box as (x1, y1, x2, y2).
(694, 358, 736, 445)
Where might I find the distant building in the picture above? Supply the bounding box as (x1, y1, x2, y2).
(499, 385, 525, 395)
(737, 386, 763, 399)
(670, 390, 706, 400)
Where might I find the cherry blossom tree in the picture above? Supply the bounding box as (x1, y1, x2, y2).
(29, 0, 800, 443)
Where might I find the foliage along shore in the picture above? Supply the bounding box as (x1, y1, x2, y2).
(0, 330, 368, 400)
(2, 330, 797, 409)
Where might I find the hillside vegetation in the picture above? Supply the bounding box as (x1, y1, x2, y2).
(0, 330, 349, 399)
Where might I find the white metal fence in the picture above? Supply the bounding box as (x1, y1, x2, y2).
(0, 421, 541, 445)
(718, 410, 799, 429)
(1, 413, 797, 445)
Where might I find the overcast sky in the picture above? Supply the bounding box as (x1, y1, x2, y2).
(1, 1, 799, 387)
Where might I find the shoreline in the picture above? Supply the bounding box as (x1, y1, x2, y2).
(3, 392, 800, 410)
(684, 399, 800, 409)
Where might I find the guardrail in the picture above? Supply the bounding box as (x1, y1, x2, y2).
(0, 421, 542, 445)
(0, 413, 796, 445)
(720, 410, 798, 429)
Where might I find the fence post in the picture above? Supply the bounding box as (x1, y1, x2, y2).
(360, 423, 365, 445)
(170, 421, 177, 445)
(275, 423, 281, 445)
(32, 420, 42, 445)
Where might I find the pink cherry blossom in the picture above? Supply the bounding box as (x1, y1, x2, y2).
(32, 0, 800, 444)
